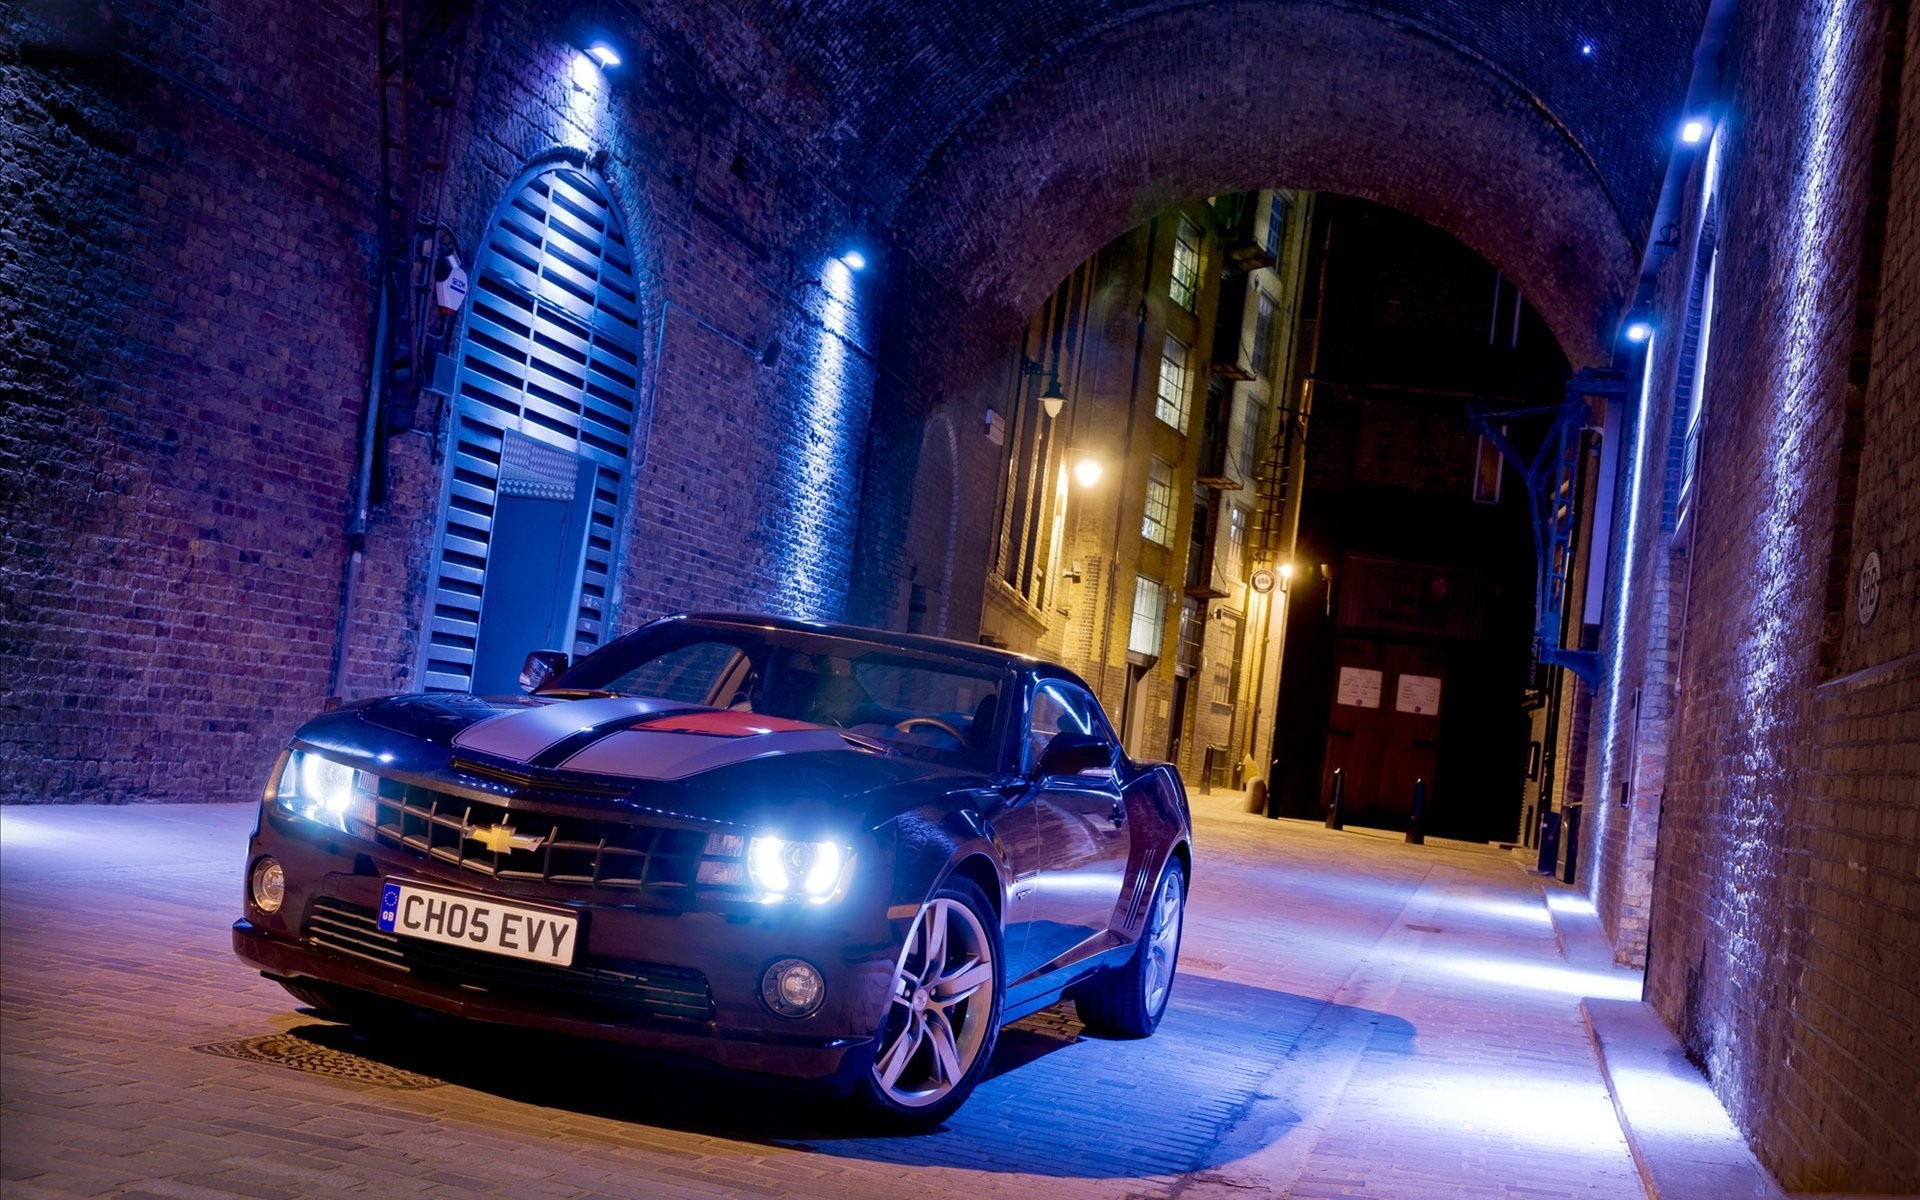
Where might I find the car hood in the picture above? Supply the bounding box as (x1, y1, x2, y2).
(297, 692, 986, 828)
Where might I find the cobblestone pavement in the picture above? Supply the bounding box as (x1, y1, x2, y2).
(1, 804, 1647, 1199)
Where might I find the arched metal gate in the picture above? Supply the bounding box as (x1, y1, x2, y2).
(420, 162, 644, 694)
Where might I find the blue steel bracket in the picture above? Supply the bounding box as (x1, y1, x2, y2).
(1541, 647, 1601, 689)
(1468, 393, 1597, 674)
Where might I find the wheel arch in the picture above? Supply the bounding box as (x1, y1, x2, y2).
(942, 851, 1004, 924)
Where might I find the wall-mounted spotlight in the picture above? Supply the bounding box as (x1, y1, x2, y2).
(1680, 117, 1709, 144)
(584, 40, 622, 68)
(1625, 319, 1654, 343)
(840, 250, 867, 271)
(1072, 457, 1104, 488)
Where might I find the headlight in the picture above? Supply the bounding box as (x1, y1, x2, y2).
(274, 750, 377, 836)
(746, 836, 851, 902)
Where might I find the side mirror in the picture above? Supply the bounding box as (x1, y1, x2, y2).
(1035, 731, 1115, 779)
(519, 650, 570, 694)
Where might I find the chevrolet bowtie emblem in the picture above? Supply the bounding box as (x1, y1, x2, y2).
(467, 823, 544, 854)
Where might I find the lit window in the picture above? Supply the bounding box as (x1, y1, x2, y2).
(1142, 459, 1174, 546)
(1251, 290, 1276, 378)
(1129, 576, 1167, 657)
(1156, 336, 1191, 432)
(1266, 195, 1287, 258)
(1169, 220, 1201, 310)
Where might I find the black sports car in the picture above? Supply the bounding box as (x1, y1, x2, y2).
(233, 613, 1193, 1124)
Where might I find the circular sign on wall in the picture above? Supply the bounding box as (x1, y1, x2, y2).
(1857, 550, 1881, 627)
(1250, 567, 1277, 595)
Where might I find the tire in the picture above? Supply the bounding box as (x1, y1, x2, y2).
(852, 876, 1003, 1128)
(1074, 857, 1185, 1038)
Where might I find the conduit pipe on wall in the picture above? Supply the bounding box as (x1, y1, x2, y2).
(328, 290, 389, 700)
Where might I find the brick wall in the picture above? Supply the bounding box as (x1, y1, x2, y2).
(1, 0, 379, 803)
(1590, 0, 1920, 1188)
(1, 0, 876, 803)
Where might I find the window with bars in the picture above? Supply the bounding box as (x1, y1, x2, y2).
(1266, 194, 1288, 258)
(1170, 219, 1201, 310)
(1142, 458, 1175, 546)
(1156, 335, 1192, 432)
(1223, 505, 1248, 583)
(1129, 575, 1168, 657)
(1234, 396, 1262, 484)
(1208, 612, 1244, 706)
(1251, 290, 1277, 379)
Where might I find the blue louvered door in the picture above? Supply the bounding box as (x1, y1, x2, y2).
(420, 164, 644, 693)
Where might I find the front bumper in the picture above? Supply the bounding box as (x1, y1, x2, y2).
(236, 806, 895, 1084)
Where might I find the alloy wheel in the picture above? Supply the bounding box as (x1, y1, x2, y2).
(872, 896, 996, 1107)
(1144, 868, 1183, 1017)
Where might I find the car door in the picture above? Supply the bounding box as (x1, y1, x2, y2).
(1020, 680, 1131, 975)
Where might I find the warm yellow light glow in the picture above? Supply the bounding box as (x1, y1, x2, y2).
(1072, 458, 1103, 488)
(1278, 562, 1294, 580)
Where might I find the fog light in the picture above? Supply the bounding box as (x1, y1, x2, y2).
(251, 857, 285, 915)
(761, 958, 825, 1018)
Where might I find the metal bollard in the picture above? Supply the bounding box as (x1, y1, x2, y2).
(1325, 768, 1345, 830)
(1405, 777, 1426, 845)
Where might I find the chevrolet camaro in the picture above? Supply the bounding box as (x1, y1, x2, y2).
(233, 612, 1193, 1124)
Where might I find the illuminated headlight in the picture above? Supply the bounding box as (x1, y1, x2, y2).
(746, 836, 850, 902)
(274, 750, 376, 836)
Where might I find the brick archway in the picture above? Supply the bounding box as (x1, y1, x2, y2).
(852, 3, 1658, 632)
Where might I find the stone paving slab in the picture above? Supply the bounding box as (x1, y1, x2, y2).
(3, 803, 1651, 1198)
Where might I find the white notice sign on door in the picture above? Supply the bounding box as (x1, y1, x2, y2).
(1336, 667, 1383, 708)
(1396, 674, 1443, 716)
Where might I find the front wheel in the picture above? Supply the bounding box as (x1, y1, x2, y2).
(1074, 857, 1185, 1037)
(852, 877, 1002, 1128)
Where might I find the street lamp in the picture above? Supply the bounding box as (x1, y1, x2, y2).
(1072, 456, 1104, 488)
(1021, 358, 1067, 419)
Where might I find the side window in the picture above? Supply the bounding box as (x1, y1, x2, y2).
(1026, 681, 1115, 771)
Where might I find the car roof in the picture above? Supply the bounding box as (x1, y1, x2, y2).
(660, 611, 1085, 684)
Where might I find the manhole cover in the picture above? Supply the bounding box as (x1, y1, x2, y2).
(194, 1030, 444, 1089)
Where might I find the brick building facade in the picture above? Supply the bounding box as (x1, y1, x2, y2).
(1577, 0, 1920, 1189)
(975, 192, 1312, 794)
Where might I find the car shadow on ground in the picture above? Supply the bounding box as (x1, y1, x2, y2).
(270, 972, 1413, 1178)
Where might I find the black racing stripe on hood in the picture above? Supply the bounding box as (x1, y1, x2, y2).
(524, 706, 709, 769)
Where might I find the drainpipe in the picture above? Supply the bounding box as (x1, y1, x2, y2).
(329, 289, 389, 701)
(1099, 221, 1159, 739)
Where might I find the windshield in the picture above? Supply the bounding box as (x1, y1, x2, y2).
(551, 624, 1007, 769)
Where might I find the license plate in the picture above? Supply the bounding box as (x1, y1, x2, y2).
(378, 880, 579, 966)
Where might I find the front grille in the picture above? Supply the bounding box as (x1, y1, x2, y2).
(371, 778, 735, 890)
(305, 899, 714, 1024)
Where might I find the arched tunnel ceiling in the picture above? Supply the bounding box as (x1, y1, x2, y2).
(636, 0, 1708, 363)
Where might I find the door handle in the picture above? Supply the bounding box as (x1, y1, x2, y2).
(1108, 800, 1127, 829)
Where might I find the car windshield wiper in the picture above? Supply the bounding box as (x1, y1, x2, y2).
(534, 688, 624, 699)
